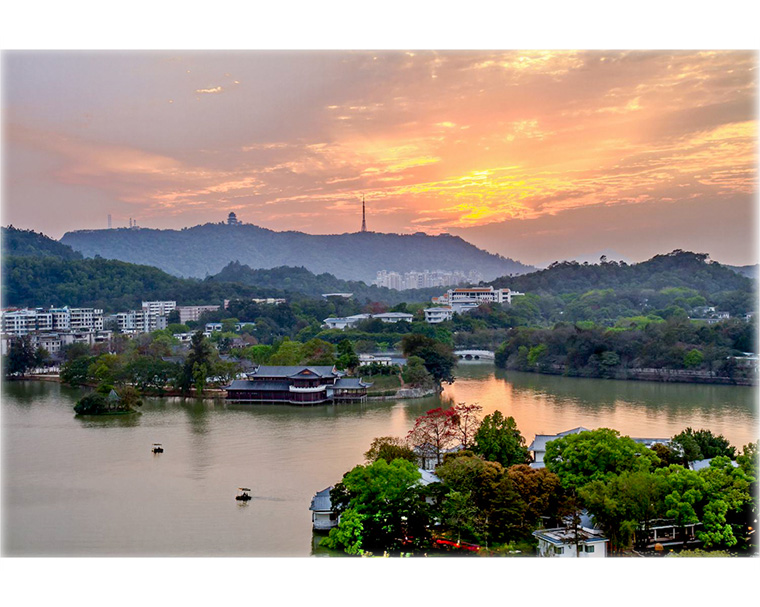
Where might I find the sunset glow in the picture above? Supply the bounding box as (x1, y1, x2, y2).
(3, 50, 757, 265)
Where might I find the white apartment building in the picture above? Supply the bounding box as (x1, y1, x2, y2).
(1, 307, 102, 335)
(69, 308, 104, 331)
(117, 310, 168, 333)
(177, 305, 220, 323)
(1, 309, 52, 335)
(142, 301, 177, 316)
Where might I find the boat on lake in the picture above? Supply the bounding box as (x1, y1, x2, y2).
(236, 487, 252, 501)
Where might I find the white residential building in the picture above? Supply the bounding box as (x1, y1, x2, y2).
(1, 307, 102, 335)
(533, 527, 609, 558)
(142, 301, 177, 316)
(176, 305, 220, 323)
(432, 286, 524, 306)
(372, 312, 414, 323)
(424, 306, 456, 324)
(322, 312, 413, 330)
(69, 308, 104, 331)
(322, 314, 372, 330)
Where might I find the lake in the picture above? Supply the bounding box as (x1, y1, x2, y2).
(2, 364, 757, 556)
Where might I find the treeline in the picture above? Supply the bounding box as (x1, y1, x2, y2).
(211, 261, 444, 304)
(1, 255, 275, 312)
(495, 316, 755, 380)
(1, 226, 83, 260)
(322, 408, 758, 556)
(494, 250, 753, 300)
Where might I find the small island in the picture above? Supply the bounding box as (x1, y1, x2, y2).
(74, 386, 142, 416)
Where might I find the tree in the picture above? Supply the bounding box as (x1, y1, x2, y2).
(324, 459, 430, 554)
(402, 356, 434, 388)
(407, 407, 460, 467)
(452, 403, 482, 449)
(401, 334, 457, 384)
(5, 335, 37, 377)
(364, 436, 417, 464)
(544, 428, 660, 490)
(435, 453, 523, 544)
(336, 339, 360, 372)
(179, 331, 213, 394)
(580, 469, 668, 552)
(472, 410, 529, 468)
(671, 428, 736, 462)
(507, 464, 564, 536)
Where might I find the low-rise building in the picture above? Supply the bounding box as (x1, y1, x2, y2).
(226, 365, 371, 405)
(533, 526, 609, 558)
(432, 286, 524, 306)
(322, 314, 371, 330)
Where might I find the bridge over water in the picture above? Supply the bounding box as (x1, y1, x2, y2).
(454, 349, 495, 361)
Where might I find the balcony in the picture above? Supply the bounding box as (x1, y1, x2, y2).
(289, 385, 327, 393)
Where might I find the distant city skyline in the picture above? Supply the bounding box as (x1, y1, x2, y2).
(2, 50, 757, 266)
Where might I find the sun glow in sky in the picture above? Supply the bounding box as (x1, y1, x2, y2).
(3, 50, 757, 265)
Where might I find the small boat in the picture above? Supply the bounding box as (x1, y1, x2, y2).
(236, 487, 252, 501)
(152, 443, 164, 454)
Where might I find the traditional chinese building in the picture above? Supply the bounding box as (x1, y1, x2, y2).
(225, 365, 371, 405)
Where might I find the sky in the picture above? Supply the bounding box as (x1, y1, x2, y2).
(2, 49, 758, 266)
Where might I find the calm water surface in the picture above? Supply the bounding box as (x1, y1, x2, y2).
(2, 364, 757, 556)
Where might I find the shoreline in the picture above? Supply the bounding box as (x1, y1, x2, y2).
(498, 366, 757, 387)
(13, 375, 440, 402)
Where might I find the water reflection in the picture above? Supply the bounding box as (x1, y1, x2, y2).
(2, 369, 757, 557)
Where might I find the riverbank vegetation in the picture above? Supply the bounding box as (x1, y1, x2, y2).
(321, 407, 758, 557)
(494, 316, 755, 383)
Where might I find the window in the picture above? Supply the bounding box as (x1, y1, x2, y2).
(554, 546, 564, 555)
(584, 545, 595, 553)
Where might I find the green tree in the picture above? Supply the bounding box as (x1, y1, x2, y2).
(4, 335, 37, 377)
(325, 459, 430, 554)
(580, 469, 668, 552)
(506, 464, 564, 536)
(435, 453, 523, 545)
(545, 428, 660, 490)
(472, 410, 529, 468)
(401, 334, 457, 384)
(179, 331, 213, 394)
(672, 428, 736, 462)
(364, 436, 417, 464)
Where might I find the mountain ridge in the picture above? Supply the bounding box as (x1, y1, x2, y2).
(59, 222, 533, 282)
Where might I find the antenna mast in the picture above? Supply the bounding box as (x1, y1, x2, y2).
(361, 195, 367, 232)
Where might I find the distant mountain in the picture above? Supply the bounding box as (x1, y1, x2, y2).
(59, 223, 533, 282)
(492, 250, 754, 297)
(210, 262, 443, 305)
(2, 226, 83, 260)
(726, 264, 758, 280)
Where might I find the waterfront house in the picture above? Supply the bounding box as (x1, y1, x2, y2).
(310, 487, 338, 531)
(533, 526, 609, 557)
(225, 365, 372, 405)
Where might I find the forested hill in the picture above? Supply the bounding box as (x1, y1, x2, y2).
(2, 226, 83, 260)
(493, 250, 754, 298)
(210, 262, 442, 305)
(727, 264, 759, 280)
(59, 223, 533, 282)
